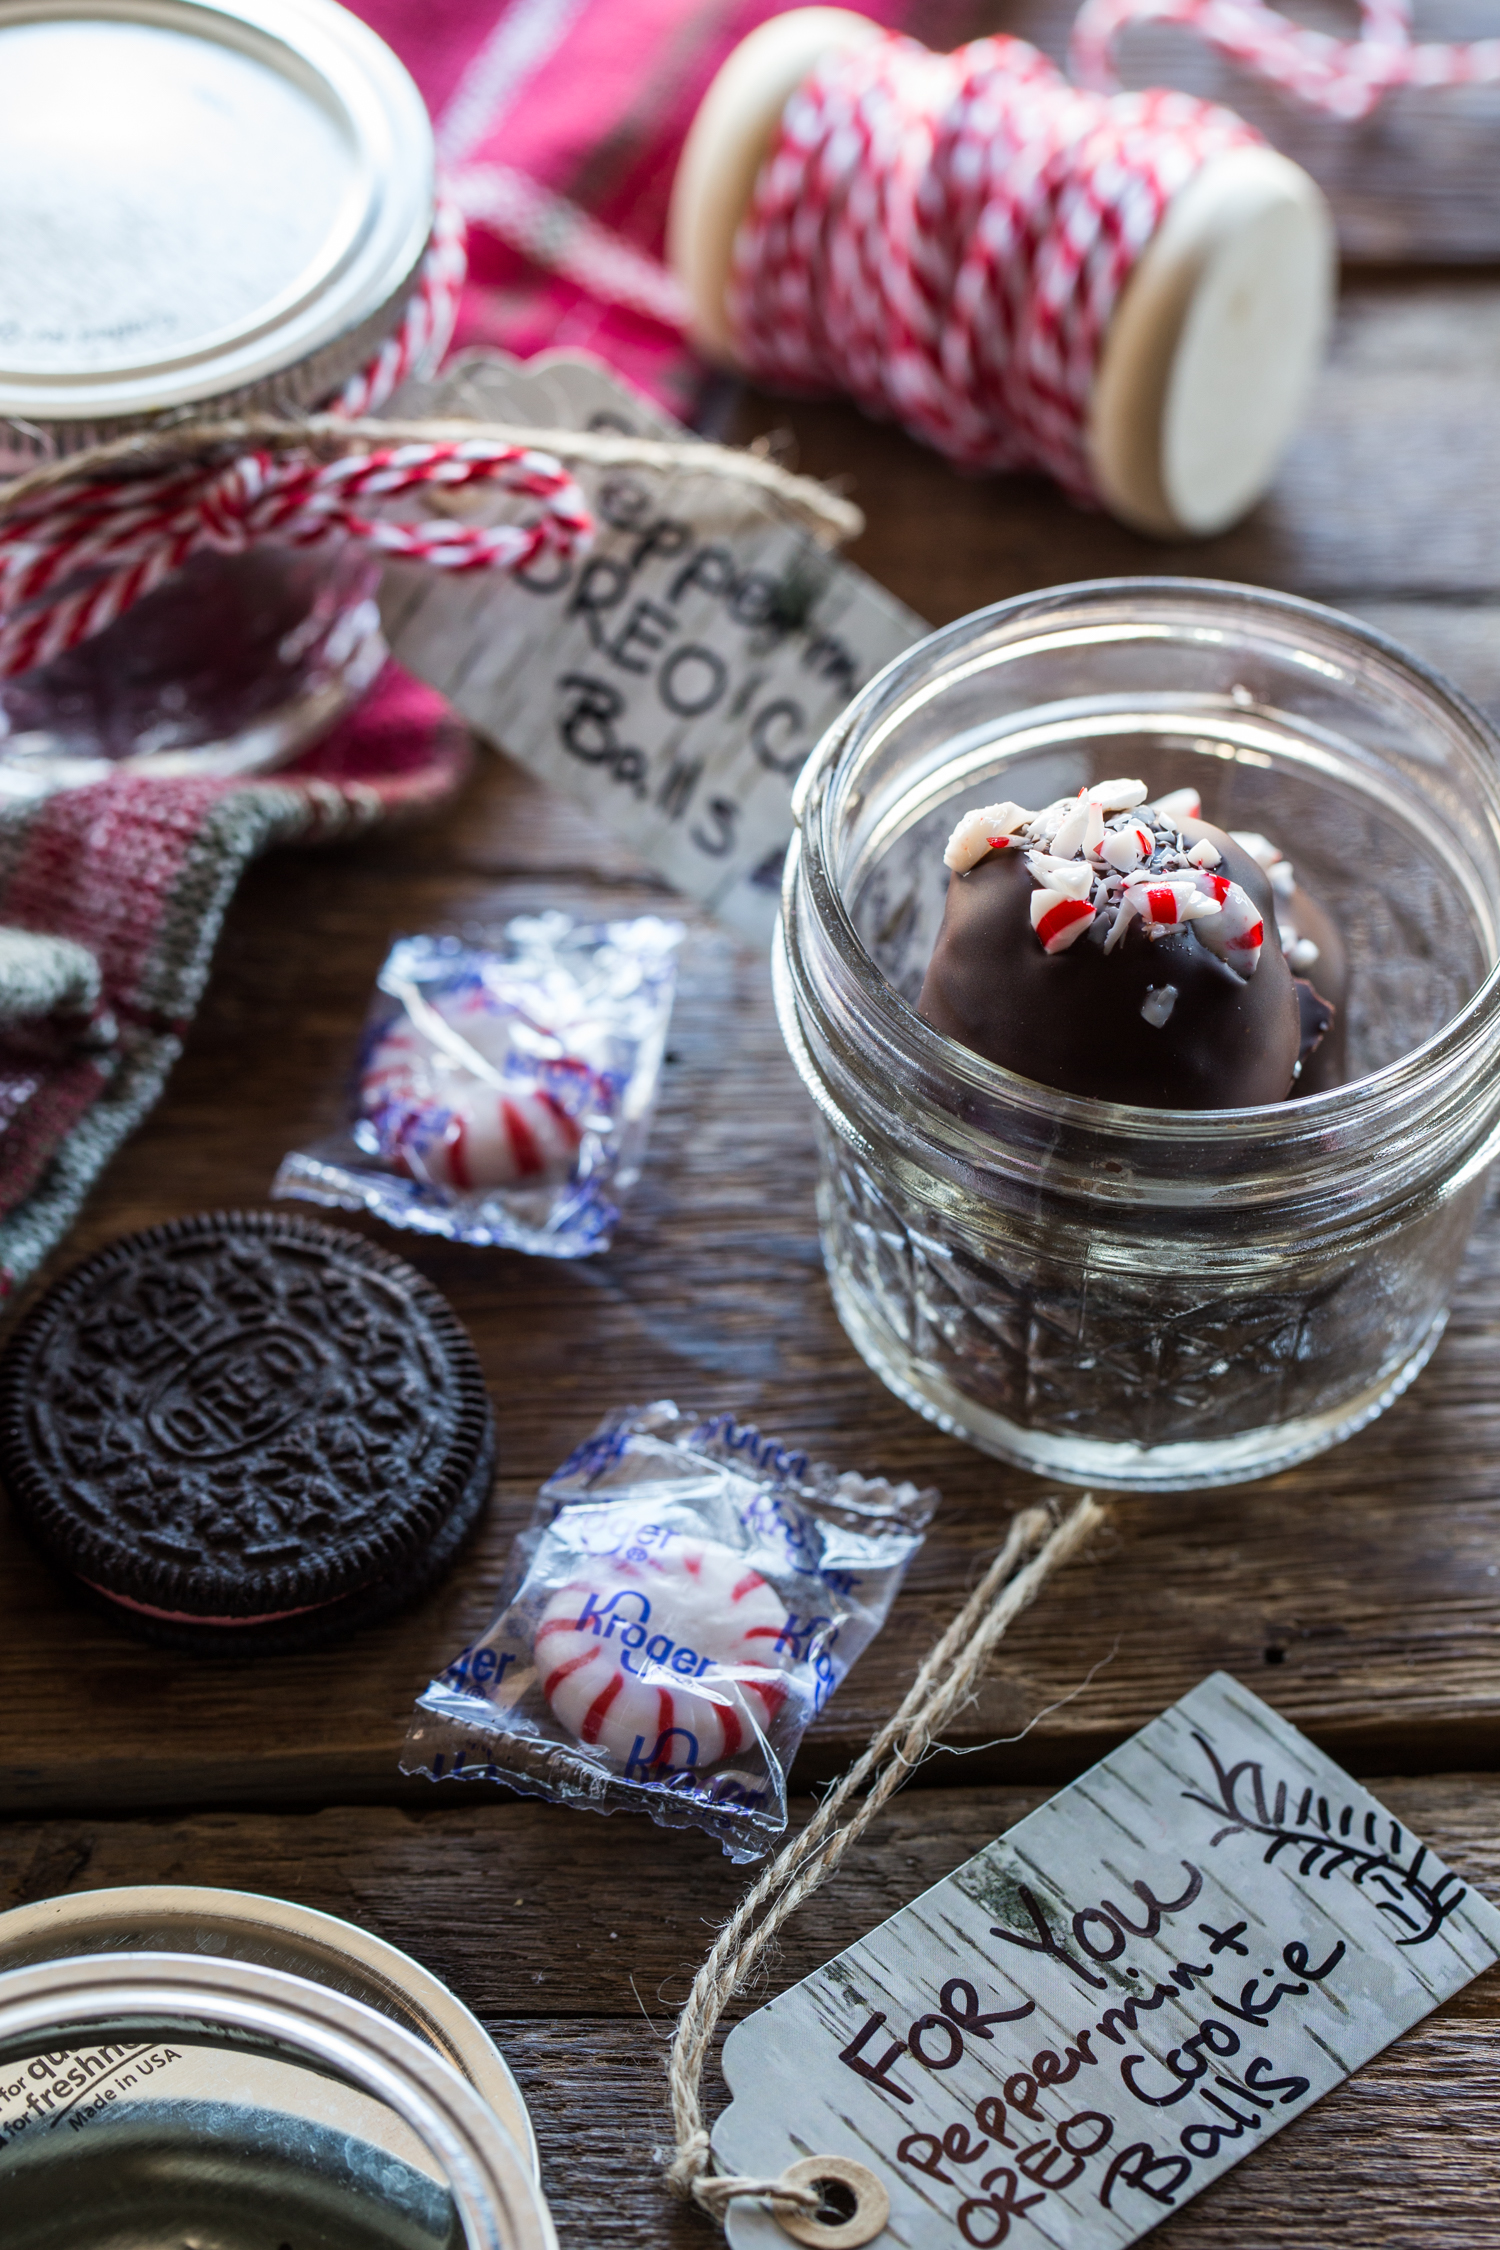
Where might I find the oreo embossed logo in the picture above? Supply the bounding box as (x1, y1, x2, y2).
(0, 1213, 496, 1654)
(147, 1328, 324, 1460)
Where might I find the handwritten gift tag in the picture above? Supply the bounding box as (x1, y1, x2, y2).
(380, 350, 926, 945)
(715, 1672, 1500, 2247)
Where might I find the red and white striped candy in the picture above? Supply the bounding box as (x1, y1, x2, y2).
(1030, 888, 1096, 952)
(1090, 778, 1149, 812)
(1024, 852, 1093, 896)
(1100, 822, 1154, 872)
(1123, 878, 1222, 929)
(1152, 787, 1202, 828)
(944, 802, 1031, 872)
(1192, 873, 1265, 974)
(362, 1009, 585, 1191)
(533, 1540, 792, 1771)
(1049, 794, 1108, 860)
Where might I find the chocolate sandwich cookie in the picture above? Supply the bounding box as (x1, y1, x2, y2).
(0, 1212, 495, 1655)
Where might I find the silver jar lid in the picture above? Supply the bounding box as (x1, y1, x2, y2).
(0, 1884, 540, 2184)
(0, 0, 435, 451)
(0, 1951, 557, 2250)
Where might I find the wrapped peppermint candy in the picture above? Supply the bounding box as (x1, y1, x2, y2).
(403, 1403, 937, 1861)
(274, 913, 681, 1257)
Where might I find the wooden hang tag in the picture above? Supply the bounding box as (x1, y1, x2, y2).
(714, 1672, 1500, 2247)
(379, 348, 926, 946)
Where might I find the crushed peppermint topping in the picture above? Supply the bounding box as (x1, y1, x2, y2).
(944, 802, 1030, 872)
(1030, 890, 1096, 952)
(942, 777, 1304, 982)
(1141, 984, 1179, 1027)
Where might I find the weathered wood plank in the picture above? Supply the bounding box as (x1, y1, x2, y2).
(977, 0, 1500, 264)
(2, 1782, 1498, 2245)
(5, 753, 1500, 1810)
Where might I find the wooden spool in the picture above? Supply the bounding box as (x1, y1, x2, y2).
(666, 6, 1335, 537)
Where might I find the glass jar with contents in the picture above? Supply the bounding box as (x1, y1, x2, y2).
(0, 0, 437, 792)
(775, 579, 1500, 1491)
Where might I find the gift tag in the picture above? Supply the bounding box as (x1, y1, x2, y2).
(715, 1672, 1500, 2247)
(380, 349, 926, 945)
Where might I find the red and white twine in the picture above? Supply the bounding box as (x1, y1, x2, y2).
(0, 441, 593, 681)
(1071, 0, 1500, 123)
(0, 201, 594, 681)
(726, 32, 1260, 499)
(331, 197, 471, 419)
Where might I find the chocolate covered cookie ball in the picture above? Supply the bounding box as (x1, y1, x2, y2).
(917, 780, 1341, 1109)
(1229, 827, 1348, 1096)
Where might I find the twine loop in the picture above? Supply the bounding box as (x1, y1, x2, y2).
(0, 438, 594, 681)
(1071, 0, 1500, 123)
(664, 1492, 1105, 2230)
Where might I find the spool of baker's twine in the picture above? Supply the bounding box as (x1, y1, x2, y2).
(663, 1493, 1105, 2247)
(665, 0, 1500, 536)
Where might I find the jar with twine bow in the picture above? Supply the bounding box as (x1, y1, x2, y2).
(0, 0, 867, 799)
(0, 0, 459, 788)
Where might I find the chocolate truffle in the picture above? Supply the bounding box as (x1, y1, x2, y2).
(1229, 827, 1348, 1095)
(917, 780, 1340, 1109)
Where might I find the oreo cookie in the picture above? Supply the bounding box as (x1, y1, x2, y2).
(0, 1212, 495, 1654)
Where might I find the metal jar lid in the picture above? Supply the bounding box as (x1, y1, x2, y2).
(0, 0, 435, 450)
(0, 1884, 539, 2181)
(0, 1951, 556, 2250)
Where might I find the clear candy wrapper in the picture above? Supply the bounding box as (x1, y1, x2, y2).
(403, 1402, 938, 1861)
(274, 912, 682, 1257)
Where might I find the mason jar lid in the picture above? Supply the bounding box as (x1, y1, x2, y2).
(0, 1951, 557, 2250)
(0, 1885, 540, 2186)
(0, 0, 434, 447)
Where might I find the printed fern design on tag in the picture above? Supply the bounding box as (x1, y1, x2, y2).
(1183, 1732, 1467, 1946)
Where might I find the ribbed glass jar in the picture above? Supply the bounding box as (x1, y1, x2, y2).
(774, 579, 1500, 1490)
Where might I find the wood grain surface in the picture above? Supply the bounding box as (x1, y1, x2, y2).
(2, 1780, 1497, 2247)
(4, 268, 1500, 2245)
(962, 0, 1500, 263)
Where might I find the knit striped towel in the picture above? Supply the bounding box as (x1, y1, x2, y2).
(0, 669, 469, 1297)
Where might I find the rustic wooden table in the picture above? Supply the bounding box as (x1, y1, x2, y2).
(6, 227, 1500, 2250)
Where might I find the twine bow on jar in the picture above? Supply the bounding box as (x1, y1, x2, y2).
(0, 200, 861, 693)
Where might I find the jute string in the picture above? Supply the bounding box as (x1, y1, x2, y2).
(0, 414, 863, 548)
(664, 1491, 1106, 2225)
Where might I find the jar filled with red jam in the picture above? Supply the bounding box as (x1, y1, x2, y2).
(0, 0, 436, 791)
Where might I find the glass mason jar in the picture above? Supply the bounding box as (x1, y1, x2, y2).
(775, 579, 1500, 1491)
(0, 1950, 555, 2250)
(0, 0, 435, 792)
